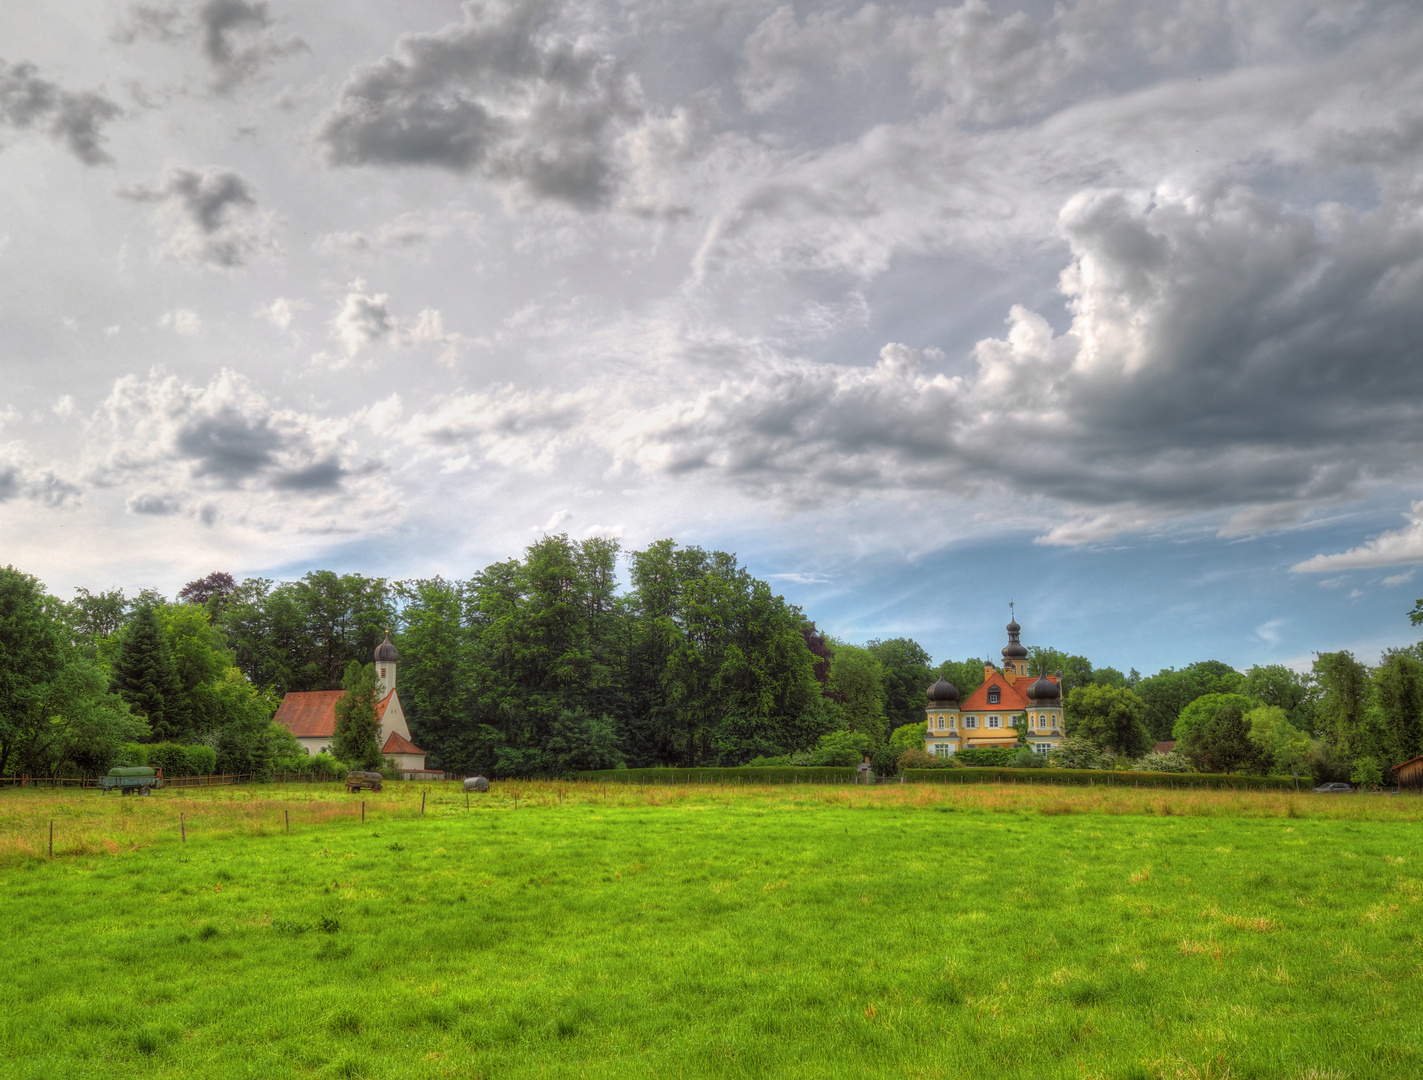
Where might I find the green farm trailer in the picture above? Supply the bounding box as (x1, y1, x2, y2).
(99, 766, 163, 794)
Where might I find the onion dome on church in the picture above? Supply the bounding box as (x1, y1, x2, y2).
(1025, 674, 1060, 702)
(374, 634, 399, 663)
(1002, 617, 1028, 660)
(927, 676, 959, 703)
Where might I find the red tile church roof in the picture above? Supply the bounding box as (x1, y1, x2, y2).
(381, 731, 424, 755)
(273, 689, 396, 738)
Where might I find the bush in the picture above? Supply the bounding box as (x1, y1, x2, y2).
(896, 748, 955, 770)
(902, 767, 1297, 790)
(116, 742, 148, 767)
(1131, 750, 1191, 773)
(147, 742, 192, 777)
(809, 729, 872, 767)
(578, 767, 860, 784)
(374, 757, 406, 781)
(870, 745, 901, 777)
(954, 747, 1024, 768)
(1047, 737, 1107, 770)
(308, 753, 347, 779)
(1350, 757, 1384, 791)
(1009, 748, 1046, 768)
(184, 744, 217, 776)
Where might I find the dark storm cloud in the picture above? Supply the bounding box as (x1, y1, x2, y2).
(173, 404, 283, 482)
(94, 369, 357, 502)
(0, 60, 122, 164)
(115, 0, 306, 92)
(120, 166, 270, 268)
(316, 0, 641, 208)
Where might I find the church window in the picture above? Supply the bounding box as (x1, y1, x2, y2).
(987, 687, 1000, 704)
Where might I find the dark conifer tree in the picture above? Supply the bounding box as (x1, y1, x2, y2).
(111, 606, 187, 742)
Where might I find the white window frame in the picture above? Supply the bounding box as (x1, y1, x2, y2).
(964, 716, 978, 729)
(987, 716, 1001, 729)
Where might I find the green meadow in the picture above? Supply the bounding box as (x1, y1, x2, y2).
(2, 782, 1421, 1079)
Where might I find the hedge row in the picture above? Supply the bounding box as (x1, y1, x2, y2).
(573, 765, 1301, 790)
(902, 767, 1301, 790)
(576, 767, 861, 784)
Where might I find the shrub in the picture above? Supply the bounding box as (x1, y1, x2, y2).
(184, 744, 217, 776)
(305, 753, 347, 779)
(809, 729, 872, 767)
(870, 745, 901, 777)
(375, 756, 406, 781)
(1009, 748, 1046, 769)
(955, 747, 1024, 768)
(1047, 737, 1107, 770)
(897, 748, 954, 770)
(1350, 757, 1384, 791)
(116, 742, 148, 767)
(147, 742, 192, 777)
(1131, 750, 1191, 773)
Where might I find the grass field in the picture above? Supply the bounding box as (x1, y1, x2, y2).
(2, 781, 1421, 1079)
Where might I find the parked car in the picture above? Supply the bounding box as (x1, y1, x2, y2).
(1312, 782, 1353, 793)
(346, 770, 383, 793)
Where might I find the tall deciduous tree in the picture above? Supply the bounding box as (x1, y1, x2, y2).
(1313, 651, 1377, 768)
(1372, 648, 1423, 768)
(1240, 664, 1318, 733)
(1180, 701, 1266, 774)
(1135, 661, 1245, 741)
(827, 642, 889, 749)
(1063, 683, 1152, 758)
(865, 638, 933, 731)
(333, 661, 381, 769)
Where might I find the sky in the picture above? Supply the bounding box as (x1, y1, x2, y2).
(3, 0, 1423, 675)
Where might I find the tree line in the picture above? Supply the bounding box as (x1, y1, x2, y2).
(5, 539, 1423, 785)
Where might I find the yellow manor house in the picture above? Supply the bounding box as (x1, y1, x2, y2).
(923, 617, 1064, 758)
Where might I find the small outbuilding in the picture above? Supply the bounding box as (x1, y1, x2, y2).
(1392, 755, 1423, 792)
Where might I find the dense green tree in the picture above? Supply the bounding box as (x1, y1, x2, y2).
(826, 642, 888, 748)
(1373, 648, 1423, 768)
(1180, 701, 1267, 774)
(1, 567, 145, 777)
(333, 661, 381, 768)
(1135, 661, 1245, 741)
(865, 638, 933, 731)
(1063, 683, 1152, 758)
(1240, 664, 1317, 733)
(110, 605, 188, 742)
(1313, 651, 1377, 769)
(67, 587, 128, 652)
(935, 658, 987, 699)
(1173, 693, 1260, 741)
(393, 577, 472, 768)
(1246, 705, 1311, 782)
(1027, 648, 1096, 694)
(889, 721, 926, 751)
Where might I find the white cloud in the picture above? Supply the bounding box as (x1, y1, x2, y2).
(121, 166, 279, 269)
(157, 308, 202, 335)
(325, 282, 462, 366)
(1382, 570, 1415, 588)
(255, 296, 307, 329)
(1294, 503, 1423, 573)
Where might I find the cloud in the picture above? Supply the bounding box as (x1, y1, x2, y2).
(127, 491, 182, 515)
(0, 59, 123, 164)
(121, 165, 277, 268)
(92, 367, 360, 496)
(325, 282, 463, 367)
(0, 444, 81, 507)
(115, 0, 306, 92)
(157, 308, 202, 335)
(254, 296, 307, 329)
(1293, 504, 1423, 573)
(315, 0, 641, 208)
(1382, 571, 1415, 588)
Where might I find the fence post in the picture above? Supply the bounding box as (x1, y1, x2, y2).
(421, 790, 426, 815)
(181, 813, 186, 843)
(361, 801, 365, 823)
(49, 820, 53, 857)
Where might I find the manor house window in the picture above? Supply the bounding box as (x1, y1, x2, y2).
(987, 716, 1000, 728)
(987, 687, 1000, 704)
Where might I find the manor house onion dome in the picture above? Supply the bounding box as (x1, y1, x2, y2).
(374, 635, 399, 663)
(1002, 619, 1028, 660)
(927, 676, 959, 703)
(1025, 674, 1060, 702)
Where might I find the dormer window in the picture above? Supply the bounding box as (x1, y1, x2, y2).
(987, 687, 1000, 704)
